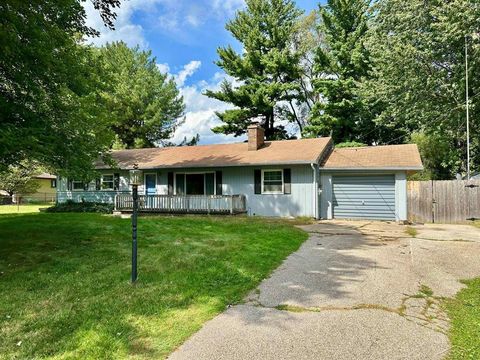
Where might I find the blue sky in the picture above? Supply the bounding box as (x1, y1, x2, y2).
(84, 0, 318, 144)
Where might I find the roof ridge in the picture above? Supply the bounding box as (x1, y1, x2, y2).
(335, 143, 415, 151)
(110, 137, 331, 152)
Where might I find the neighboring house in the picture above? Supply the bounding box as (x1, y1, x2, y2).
(463, 172, 480, 180)
(19, 173, 57, 203)
(57, 125, 423, 221)
(0, 190, 11, 204)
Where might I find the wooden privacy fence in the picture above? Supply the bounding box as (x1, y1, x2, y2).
(407, 180, 480, 223)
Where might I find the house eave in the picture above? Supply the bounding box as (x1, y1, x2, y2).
(95, 160, 320, 171)
(320, 166, 424, 171)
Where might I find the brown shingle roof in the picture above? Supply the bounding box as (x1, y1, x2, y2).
(322, 144, 423, 170)
(98, 138, 333, 169)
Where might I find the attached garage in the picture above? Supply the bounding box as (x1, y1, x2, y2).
(332, 175, 396, 220)
(319, 144, 424, 221)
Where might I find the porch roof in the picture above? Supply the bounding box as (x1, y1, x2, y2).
(96, 138, 333, 170)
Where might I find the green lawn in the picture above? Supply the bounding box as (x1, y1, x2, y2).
(0, 204, 49, 214)
(0, 213, 307, 359)
(445, 278, 480, 359)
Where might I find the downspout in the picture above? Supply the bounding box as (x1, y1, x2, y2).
(310, 163, 318, 219)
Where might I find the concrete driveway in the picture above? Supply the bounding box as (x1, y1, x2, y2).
(169, 221, 480, 360)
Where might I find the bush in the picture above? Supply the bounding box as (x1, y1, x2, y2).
(46, 200, 113, 214)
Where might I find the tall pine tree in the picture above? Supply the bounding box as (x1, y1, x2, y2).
(98, 42, 185, 149)
(303, 0, 374, 144)
(205, 0, 303, 140)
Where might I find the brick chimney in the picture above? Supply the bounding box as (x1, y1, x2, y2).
(247, 124, 265, 151)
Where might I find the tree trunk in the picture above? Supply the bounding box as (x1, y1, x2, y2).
(263, 108, 275, 140)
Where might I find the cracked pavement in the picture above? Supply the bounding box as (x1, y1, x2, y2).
(169, 221, 480, 360)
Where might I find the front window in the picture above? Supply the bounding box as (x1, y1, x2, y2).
(262, 170, 283, 194)
(175, 172, 215, 195)
(72, 180, 84, 191)
(101, 174, 114, 190)
(51, 179, 56, 188)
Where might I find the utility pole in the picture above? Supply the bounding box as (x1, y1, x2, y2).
(465, 35, 471, 180)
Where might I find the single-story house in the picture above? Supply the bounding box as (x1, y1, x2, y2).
(57, 125, 423, 221)
(11, 173, 57, 203)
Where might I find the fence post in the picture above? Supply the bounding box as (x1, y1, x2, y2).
(431, 180, 435, 223)
(230, 196, 234, 214)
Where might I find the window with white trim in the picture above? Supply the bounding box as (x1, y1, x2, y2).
(72, 180, 84, 191)
(101, 174, 114, 190)
(262, 169, 283, 194)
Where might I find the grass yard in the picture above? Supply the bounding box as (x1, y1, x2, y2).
(445, 278, 480, 359)
(0, 204, 49, 214)
(0, 213, 307, 359)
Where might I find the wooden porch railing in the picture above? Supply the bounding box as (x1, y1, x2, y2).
(115, 194, 247, 214)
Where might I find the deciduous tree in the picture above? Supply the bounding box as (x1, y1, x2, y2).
(365, 0, 480, 178)
(0, 162, 42, 196)
(0, 0, 120, 177)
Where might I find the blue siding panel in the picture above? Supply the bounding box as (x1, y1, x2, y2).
(57, 191, 129, 204)
(333, 175, 396, 220)
(58, 166, 316, 217)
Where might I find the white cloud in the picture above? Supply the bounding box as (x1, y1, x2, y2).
(160, 62, 243, 145)
(83, 0, 245, 47)
(175, 110, 240, 145)
(82, 0, 162, 47)
(175, 60, 202, 87)
(157, 12, 181, 33)
(212, 0, 245, 17)
(156, 62, 170, 74)
(185, 14, 201, 27)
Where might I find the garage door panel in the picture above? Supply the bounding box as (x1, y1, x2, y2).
(334, 198, 396, 203)
(333, 192, 395, 197)
(333, 175, 396, 220)
(333, 177, 395, 183)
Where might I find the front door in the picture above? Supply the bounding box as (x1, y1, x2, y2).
(145, 174, 157, 195)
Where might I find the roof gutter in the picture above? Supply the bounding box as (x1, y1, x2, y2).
(321, 166, 424, 171)
(96, 160, 325, 171)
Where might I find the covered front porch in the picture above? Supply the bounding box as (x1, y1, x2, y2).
(114, 194, 247, 214)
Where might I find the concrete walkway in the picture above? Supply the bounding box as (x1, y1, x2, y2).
(170, 221, 480, 360)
